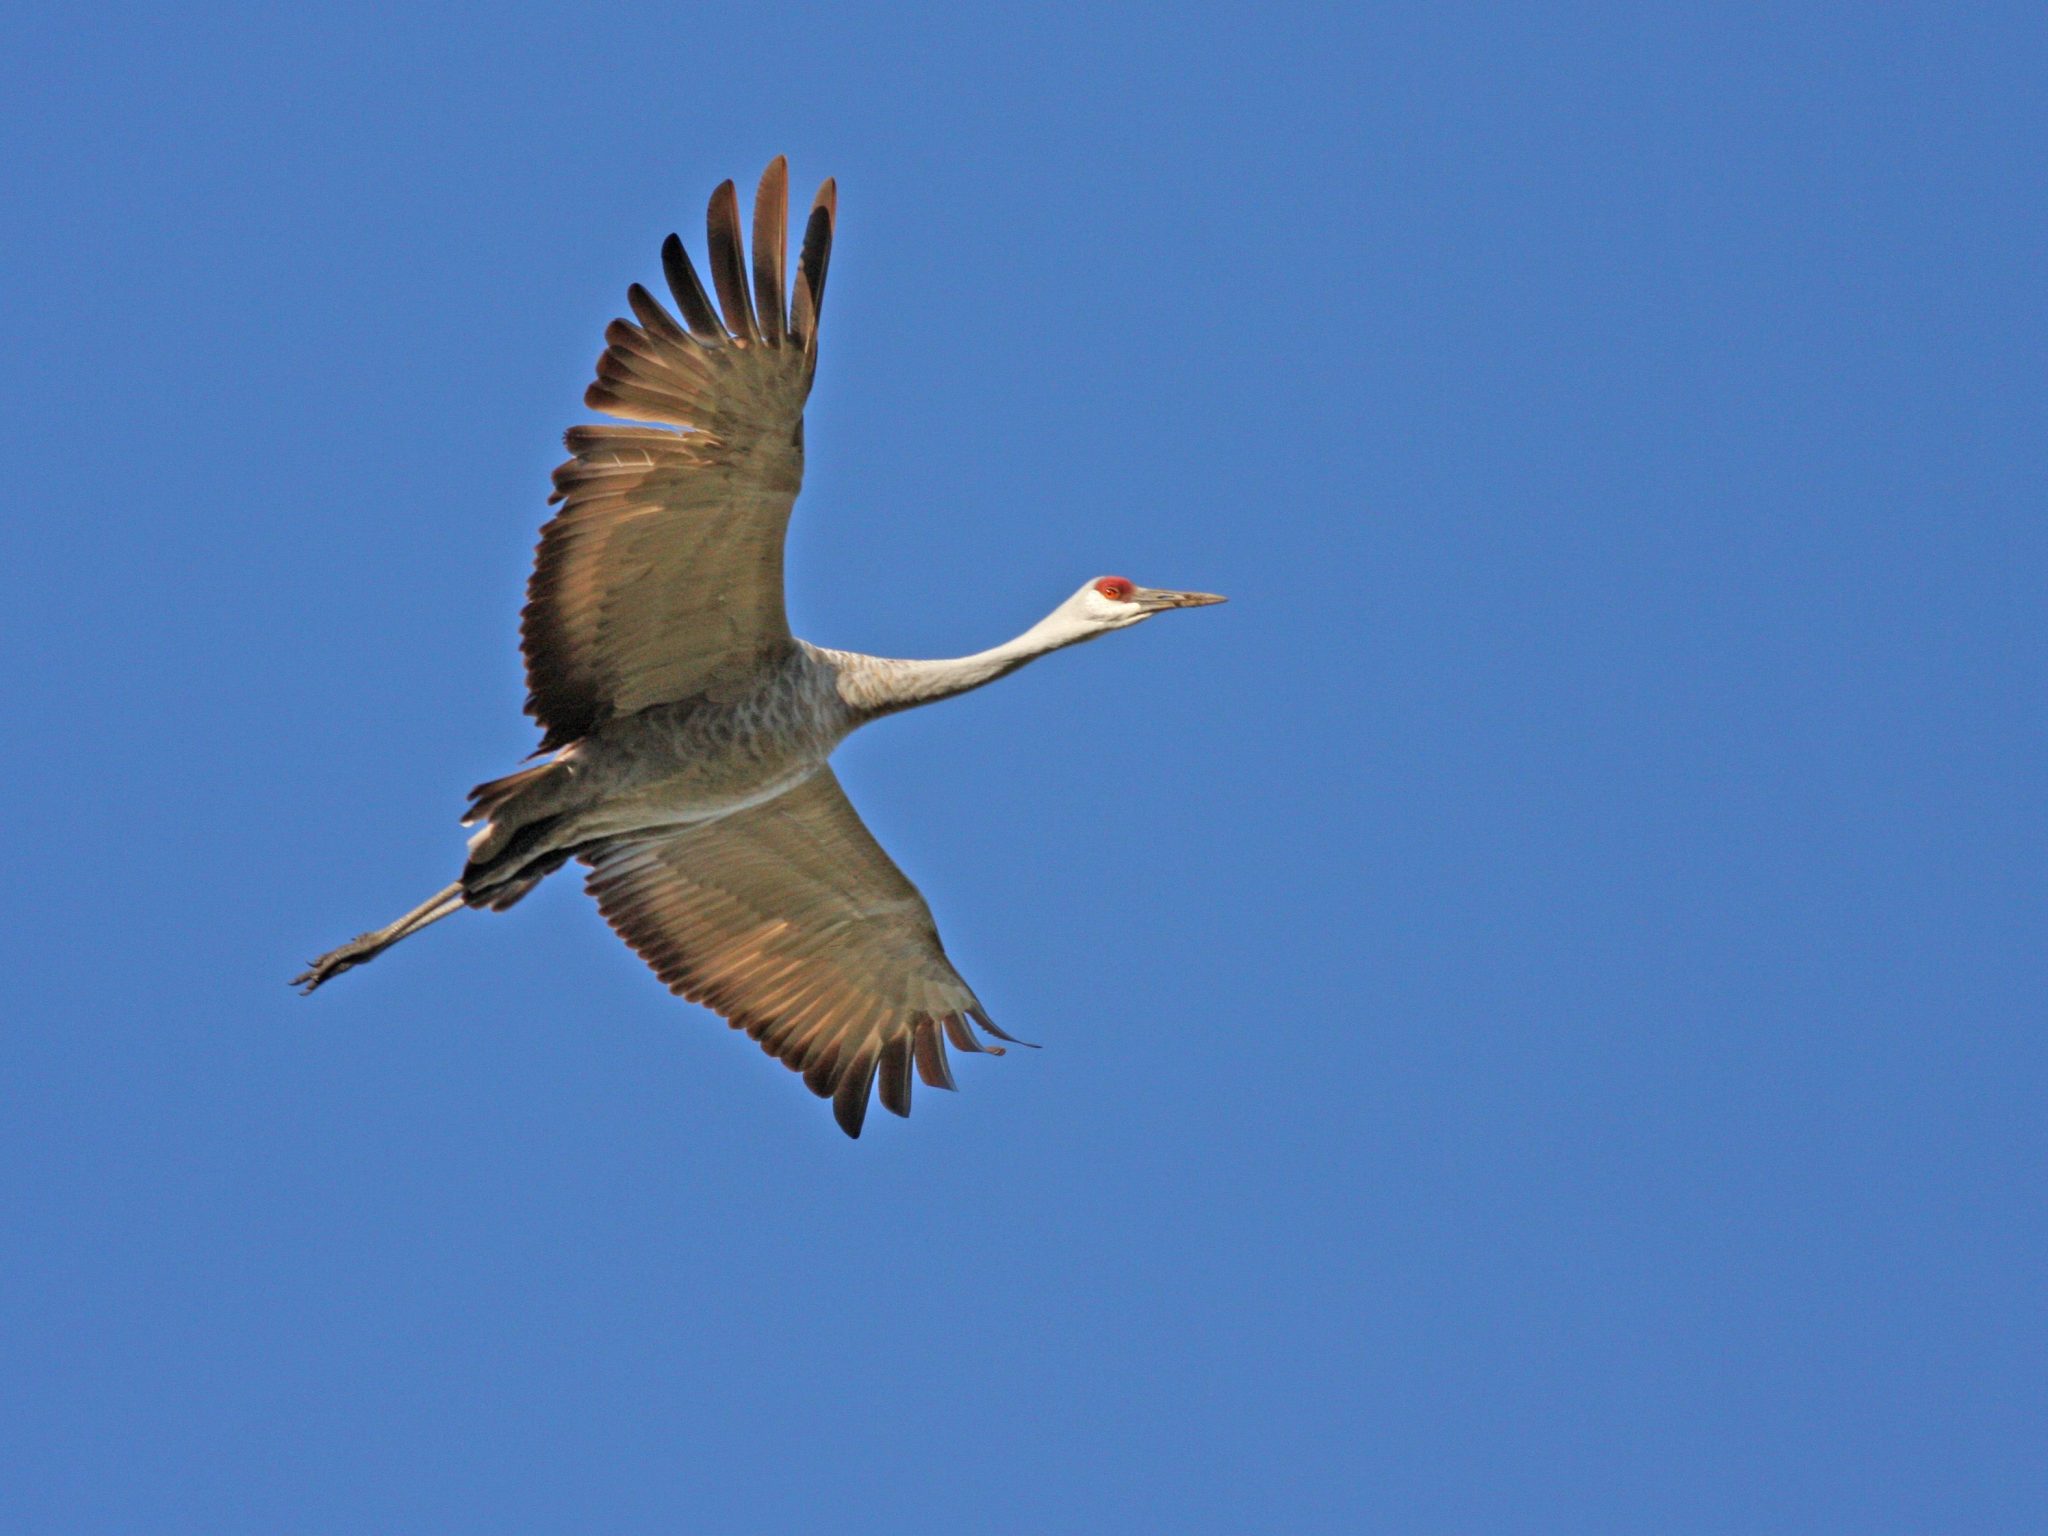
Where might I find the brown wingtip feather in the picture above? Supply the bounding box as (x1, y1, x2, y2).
(625, 282, 691, 346)
(752, 157, 788, 345)
(833, 1041, 881, 1138)
(970, 1005, 1036, 1048)
(705, 179, 760, 344)
(942, 1012, 1000, 1056)
(803, 1036, 845, 1099)
(659, 233, 724, 340)
(791, 180, 835, 349)
(877, 1034, 913, 1118)
(911, 1016, 957, 1090)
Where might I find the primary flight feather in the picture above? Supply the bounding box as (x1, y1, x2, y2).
(296, 159, 1224, 1137)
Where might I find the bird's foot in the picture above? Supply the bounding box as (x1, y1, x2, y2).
(291, 932, 389, 994)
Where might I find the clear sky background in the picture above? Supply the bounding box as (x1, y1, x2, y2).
(3, 3, 2043, 1531)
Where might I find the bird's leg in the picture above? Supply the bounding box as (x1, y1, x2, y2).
(294, 882, 466, 993)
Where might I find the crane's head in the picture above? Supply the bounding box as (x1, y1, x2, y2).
(1066, 574, 1227, 634)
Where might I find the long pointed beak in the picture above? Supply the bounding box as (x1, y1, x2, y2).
(1136, 587, 1227, 610)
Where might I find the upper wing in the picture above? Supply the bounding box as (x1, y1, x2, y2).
(580, 768, 1022, 1137)
(524, 159, 837, 750)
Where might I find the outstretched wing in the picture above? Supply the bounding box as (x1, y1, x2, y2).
(580, 768, 1022, 1137)
(524, 158, 838, 750)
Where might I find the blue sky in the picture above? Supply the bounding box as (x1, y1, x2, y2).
(3, 3, 2043, 1531)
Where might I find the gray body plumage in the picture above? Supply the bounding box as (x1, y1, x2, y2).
(514, 644, 858, 849)
(461, 639, 1031, 899)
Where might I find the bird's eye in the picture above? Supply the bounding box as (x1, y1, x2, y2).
(1097, 578, 1132, 601)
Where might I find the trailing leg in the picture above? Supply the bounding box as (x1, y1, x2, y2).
(293, 882, 466, 993)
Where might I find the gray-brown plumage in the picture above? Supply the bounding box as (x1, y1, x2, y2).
(296, 159, 1223, 1137)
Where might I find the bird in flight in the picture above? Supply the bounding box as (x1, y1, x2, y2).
(297, 159, 1224, 1136)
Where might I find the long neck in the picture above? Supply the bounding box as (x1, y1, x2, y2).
(833, 610, 1093, 716)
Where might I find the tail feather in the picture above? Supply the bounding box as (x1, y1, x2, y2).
(463, 762, 559, 826)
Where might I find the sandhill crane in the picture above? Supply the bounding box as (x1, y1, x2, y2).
(296, 159, 1223, 1136)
